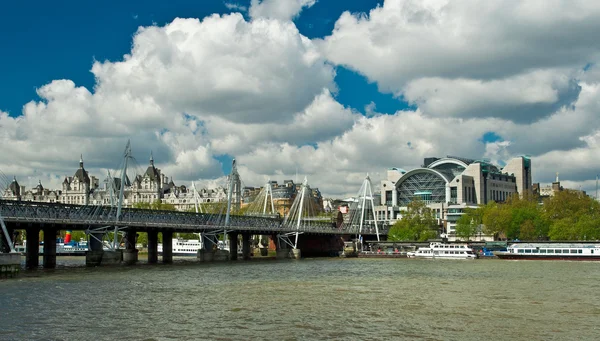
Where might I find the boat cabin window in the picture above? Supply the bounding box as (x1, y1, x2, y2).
(578, 250, 583, 254)
(518, 249, 524, 253)
(525, 249, 532, 253)
(546, 249, 553, 253)
(570, 249, 577, 254)
(539, 249, 546, 253)
(555, 249, 561, 253)
(532, 249, 539, 253)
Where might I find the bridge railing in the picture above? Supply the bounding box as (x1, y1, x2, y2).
(0, 200, 387, 235)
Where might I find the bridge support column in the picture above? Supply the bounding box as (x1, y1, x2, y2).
(162, 231, 173, 264)
(43, 227, 56, 269)
(123, 229, 138, 265)
(290, 248, 301, 259)
(86, 229, 104, 267)
(0, 226, 14, 253)
(148, 231, 158, 264)
(228, 232, 238, 261)
(25, 226, 40, 270)
(241, 232, 251, 260)
(198, 233, 216, 262)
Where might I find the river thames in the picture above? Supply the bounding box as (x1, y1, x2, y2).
(1, 257, 599, 340)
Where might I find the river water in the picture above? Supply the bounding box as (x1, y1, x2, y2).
(1, 257, 599, 341)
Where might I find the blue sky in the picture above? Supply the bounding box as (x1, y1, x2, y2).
(0, 0, 407, 119)
(1, 0, 599, 196)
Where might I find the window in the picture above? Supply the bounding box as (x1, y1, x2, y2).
(518, 249, 524, 253)
(525, 249, 532, 253)
(570, 249, 577, 254)
(578, 250, 582, 254)
(539, 249, 546, 253)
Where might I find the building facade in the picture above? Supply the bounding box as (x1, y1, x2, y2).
(2, 155, 228, 211)
(377, 156, 532, 240)
(241, 180, 323, 217)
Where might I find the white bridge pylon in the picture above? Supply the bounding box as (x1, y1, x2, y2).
(280, 176, 324, 249)
(87, 140, 133, 251)
(346, 174, 380, 242)
(245, 179, 276, 216)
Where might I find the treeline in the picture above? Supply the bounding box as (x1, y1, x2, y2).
(455, 190, 600, 241)
(387, 190, 600, 242)
(387, 200, 439, 242)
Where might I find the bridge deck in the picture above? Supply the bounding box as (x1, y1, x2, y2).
(0, 200, 386, 235)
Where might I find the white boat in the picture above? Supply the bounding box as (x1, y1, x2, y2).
(15, 240, 89, 255)
(407, 242, 477, 259)
(495, 243, 600, 261)
(158, 238, 204, 257)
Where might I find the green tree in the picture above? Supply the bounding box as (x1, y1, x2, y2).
(544, 190, 600, 240)
(502, 192, 546, 240)
(481, 201, 511, 238)
(133, 200, 176, 211)
(455, 208, 480, 241)
(388, 199, 439, 241)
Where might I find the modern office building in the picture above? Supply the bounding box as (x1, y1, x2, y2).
(376, 155, 532, 240)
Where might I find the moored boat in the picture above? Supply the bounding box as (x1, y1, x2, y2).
(407, 242, 477, 259)
(494, 243, 600, 260)
(158, 238, 204, 257)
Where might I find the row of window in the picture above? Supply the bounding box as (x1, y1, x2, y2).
(491, 190, 510, 202)
(517, 249, 585, 254)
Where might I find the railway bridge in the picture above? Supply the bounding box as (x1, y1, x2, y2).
(0, 144, 385, 270)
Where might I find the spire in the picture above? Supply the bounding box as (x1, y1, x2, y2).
(555, 172, 559, 183)
(80, 154, 84, 168)
(150, 151, 154, 167)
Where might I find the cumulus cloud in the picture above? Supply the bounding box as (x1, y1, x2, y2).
(403, 70, 581, 122)
(319, 0, 600, 121)
(249, 0, 316, 21)
(224, 2, 247, 12)
(0, 13, 335, 192)
(3, 2, 600, 199)
(93, 14, 334, 124)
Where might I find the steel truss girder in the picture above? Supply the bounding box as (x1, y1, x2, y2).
(0, 200, 389, 235)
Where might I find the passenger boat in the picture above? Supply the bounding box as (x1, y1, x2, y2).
(158, 238, 204, 257)
(494, 243, 600, 260)
(406, 242, 477, 259)
(15, 240, 89, 256)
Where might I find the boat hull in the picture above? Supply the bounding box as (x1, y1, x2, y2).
(495, 253, 600, 261)
(358, 252, 407, 259)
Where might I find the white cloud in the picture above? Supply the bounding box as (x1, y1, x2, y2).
(93, 14, 334, 124)
(0, 13, 336, 193)
(3, 3, 600, 199)
(249, 0, 316, 21)
(319, 0, 600, 121)
(224, 2, 247, 12)
(207, 89, 357, 156)
(402, 69, 581, 122)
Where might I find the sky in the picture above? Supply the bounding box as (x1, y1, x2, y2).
(0, 0, 599, 198)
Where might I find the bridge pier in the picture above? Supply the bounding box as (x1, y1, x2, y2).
(162, 231, 173, 264)
(197, 233, 216, 262)
(228, 232, 238, 261)
(0, 226, 14, 253)
(25, 226, 40, 269)
(241, 232, 251, 260)
(123, 229, 138, 265)
(43, 227, 57, 269)
(227, 232, 238, 260)
(86, 230, 104, 267)
(274, 234, 289, 259)
(148, 231, 158, 264)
